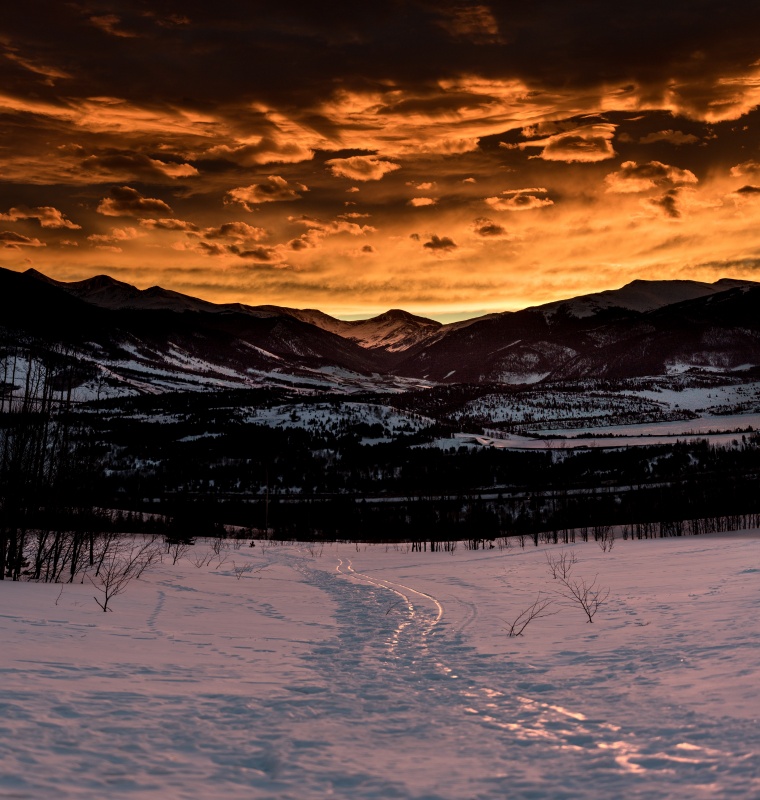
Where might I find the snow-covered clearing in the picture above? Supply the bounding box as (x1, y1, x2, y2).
(2, 535, 759, 799)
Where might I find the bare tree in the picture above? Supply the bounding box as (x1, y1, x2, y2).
(545, 550, 577, 581)
(89, 536, 162, 611)
(504, 592, 557, 637)
(556, 574, 609, 623)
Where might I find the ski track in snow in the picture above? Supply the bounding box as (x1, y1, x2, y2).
(1, 539, 759, 798)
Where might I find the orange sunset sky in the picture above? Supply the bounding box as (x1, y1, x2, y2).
(2, 2, 760, 320)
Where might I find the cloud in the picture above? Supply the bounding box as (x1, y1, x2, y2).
(639, 130, 699, 145)
(140, 218, 200, 232)
(228, 245, 281, 262)
(0, 205, 80, 229)
(81, 152, 199, 181)
(0, 231, 45, 248)
(202, 222, 269, 242)
(437, 5, 504, 44)
(734, 184, 760, 195)
(730, 160, 760, 178)
(289, 215, 376, 236)
(225, 176, 307, 209)
(423, 235, 457, 252)
(646, 189, 682, 219)
(286, 214, 376, 250)
(87, 227, 142, 246)
(89, 14, 137, 38)
(471, 217, 508, 237)
(485, 191, 554, 211)
(605, 161, 699, 193)
(3, 48, 70, 84)
(409, 197, 437, 207)
(325, 155, 400, 181)
(97, 186, 173, 217)
(514, 124, 617, 163)
(407, 181, 437, 190)
(207, 138, 313, 166)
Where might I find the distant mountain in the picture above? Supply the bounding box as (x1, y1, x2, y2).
(392, 280, 760, 383)
(535, 278, 756, 319)
(2, 267, 759, 397)
(31, 270, 443, 355)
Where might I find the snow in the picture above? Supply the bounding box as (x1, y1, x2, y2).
(536, 412, 760, 438)
(244, 401, 434, 436)
(442, 429, 746, 451)
(2, 534, 759, 798)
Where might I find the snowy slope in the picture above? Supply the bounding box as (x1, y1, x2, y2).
(2, 535, 759, 799)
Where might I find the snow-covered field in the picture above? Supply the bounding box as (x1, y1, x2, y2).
(2, 535, 759, 799)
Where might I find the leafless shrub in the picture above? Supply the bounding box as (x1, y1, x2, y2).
(231, 561, 265, 580)
(165, 537, 192, 565)
(189, 550, 215, 568)
(545, 550, 577, 581)
(89, 537, 162, 612)
(305, 542, 324, 558)
(556, 574, 610, 623)
(211, 538, 227, 556)
(595, 525, 615, 553)
(504, 593, 557, 637)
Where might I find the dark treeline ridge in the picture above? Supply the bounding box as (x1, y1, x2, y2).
(3, 351, 760, 579)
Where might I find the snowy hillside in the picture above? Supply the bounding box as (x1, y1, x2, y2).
(3, 534, 759, 799)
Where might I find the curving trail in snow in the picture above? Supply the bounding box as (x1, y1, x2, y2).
(1, 536, 759, 799)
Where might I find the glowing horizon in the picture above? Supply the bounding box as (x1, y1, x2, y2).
(2, 3, 760, 317)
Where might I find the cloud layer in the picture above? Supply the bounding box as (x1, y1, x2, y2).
(1, 3, 760, 316)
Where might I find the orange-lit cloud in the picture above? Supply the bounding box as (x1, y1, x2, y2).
(97, 187, 173, 217)
(0, 206, 80, 229)
(514, 124, 617, 163)
(325, 156, 401, 181)
(0, 4, 759, 317)
(485, 190, 554, 211)
(605, 161, 699, 193)
(225, 177, 308, 209)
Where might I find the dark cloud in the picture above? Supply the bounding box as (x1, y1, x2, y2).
(231, 246, 280, 262)
(605, 161, 698, 193)
(202, 222, 268, 241)
(140, 218, 199, 232)
(639, 130, 700, 145)
(735, 184, 760, 194)
(472, 217, 507, 237)
(97, 186, 173, 217)
(647, 189, 682, 219)
(81, 151, 198, 180)
(0, 230, 45, 247)
(423, 234, 457, 251)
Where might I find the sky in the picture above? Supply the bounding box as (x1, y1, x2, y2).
(2, 1, 760, 321)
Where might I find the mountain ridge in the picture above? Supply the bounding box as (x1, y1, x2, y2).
(3, 267, 759, 397)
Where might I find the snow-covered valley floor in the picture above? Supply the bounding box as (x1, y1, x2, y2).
(2, 535, 759, 799)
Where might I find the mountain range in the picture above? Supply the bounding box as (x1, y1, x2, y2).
(1, 266, 759, 396)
